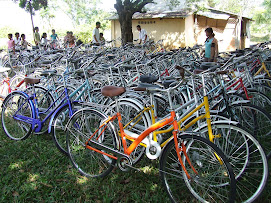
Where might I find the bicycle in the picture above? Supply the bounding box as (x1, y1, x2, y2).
(65, 80, 237, 202)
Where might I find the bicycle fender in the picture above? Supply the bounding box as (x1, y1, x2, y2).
(48, 101, 81, 133)
(194, 120, 239, 132)
(230, 100, 250, 105)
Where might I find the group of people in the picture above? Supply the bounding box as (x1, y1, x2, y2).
(34, 27, 59, 49)
(92, 22, 105, 45)
(7, 27, 60, 52)
(7, 22, 218, 62)
(136, 25, 218, 62)
(7, 32, 31, 52)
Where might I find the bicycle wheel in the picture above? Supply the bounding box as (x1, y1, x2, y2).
(25, 86, 54, 134)
(10, 74, 26, 91)
(246, 89, 271, 111)
(159, 134, 236, 203)
(66, 108, 117, 178)
(51, 102, 82, 155)
(1, 91, 33, 140)
(106, 98, 151, 164)
(198, 123, 269, 203)
(224, 103, 271, 159)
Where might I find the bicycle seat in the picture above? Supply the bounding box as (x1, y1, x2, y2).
(162, 80, 176, 88)
(237, 62, 247, 69)
(38, 60, 52, 65)
(101, 86, 126, 97)
(139, 75, 158, 83)
(107, 55, 115, 60)
(0, 67, 11, 73)
(40, 70, 57, 77)
(193, 69, 204, 74)
(121, 64, 136, 71)
(24, 77, 41, 85)
(200, 62, 220, 70)
(134, 83, 161, 92)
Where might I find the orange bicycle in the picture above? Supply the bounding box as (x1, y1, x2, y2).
(65, 84, 236, 202)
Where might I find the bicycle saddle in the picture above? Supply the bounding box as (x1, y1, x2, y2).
(200, 62, 220, 70)
(24, 77, 41, 85)
(40, 70, 57, 77)
(139, 75, 158, 83)
(101, 86, 126, 97)
(162, 80, 176, 88)
(120, 64, 136, 71)
(194, 68, 207, 74)
(38, 60, 52, 65)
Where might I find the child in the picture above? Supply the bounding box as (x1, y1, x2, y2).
(20, 34, 31, 50)
(100, 33, 105, 45)
(64, 31, 70, 47)
(34, 27, 41, 45)
(50, 29, 58, 41)
(14, 32, 21, 50)
(7, 33, 15, 53)
(41, 32, 48, 45)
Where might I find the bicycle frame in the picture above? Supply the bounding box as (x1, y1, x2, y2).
(85, 106, 197, 179)
(13, 86, 75, 133)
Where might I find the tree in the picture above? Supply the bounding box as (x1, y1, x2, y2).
(14, 0, 48, 37)
(114, 0, 154, 45)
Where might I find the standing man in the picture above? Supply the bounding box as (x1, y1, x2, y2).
(137, 25, 149, 44)
(92, 22, 101, 45)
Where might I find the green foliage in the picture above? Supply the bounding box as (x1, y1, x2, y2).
(53, 0, 111, 42)
(164, 0, 180, 10)
(0, 26, 16, 39)
(61, 0, 107, 26)
(250, 0, 271, 39)
(16, 0, 48, 13)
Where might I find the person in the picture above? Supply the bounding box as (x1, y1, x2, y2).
(68, 31, 76, 47)
(7, 33, 15, 53)
(136, 25, 149, 44)
(204, 27, 218, 62)
(41, 32, 48, 45)
(100, 33, 105, 45)
(64, 31, 70, 47)
(14, 32, 21, 50)
(92, 22, 101, 45)
(50, 29, 58, 41)
(34, 27, 41, 45)
(20, 34, 31, 50)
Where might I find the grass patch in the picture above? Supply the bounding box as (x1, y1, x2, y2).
(0, 121, 270, 202)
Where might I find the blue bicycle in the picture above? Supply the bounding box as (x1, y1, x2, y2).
(1, 71, 82, 155)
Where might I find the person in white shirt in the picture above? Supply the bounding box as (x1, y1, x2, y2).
(14, 32, 21, 50)
(92, 22, 101, 45)
(137, 25, 149, 44)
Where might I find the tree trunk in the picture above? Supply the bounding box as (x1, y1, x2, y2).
(119, 13, 133, 45)
(29, 1, 35, 41)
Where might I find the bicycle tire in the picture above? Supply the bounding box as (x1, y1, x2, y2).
(51, 102, 82, 155)
(1, 91, 33, 140)
(197, 123, 269, 203)
(224, 103, 271, 159)
(159, 134, 236, 203)
(246, 89, 271, 111)
(66, 108, 117, 178)
(106, 98, 152, 164)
